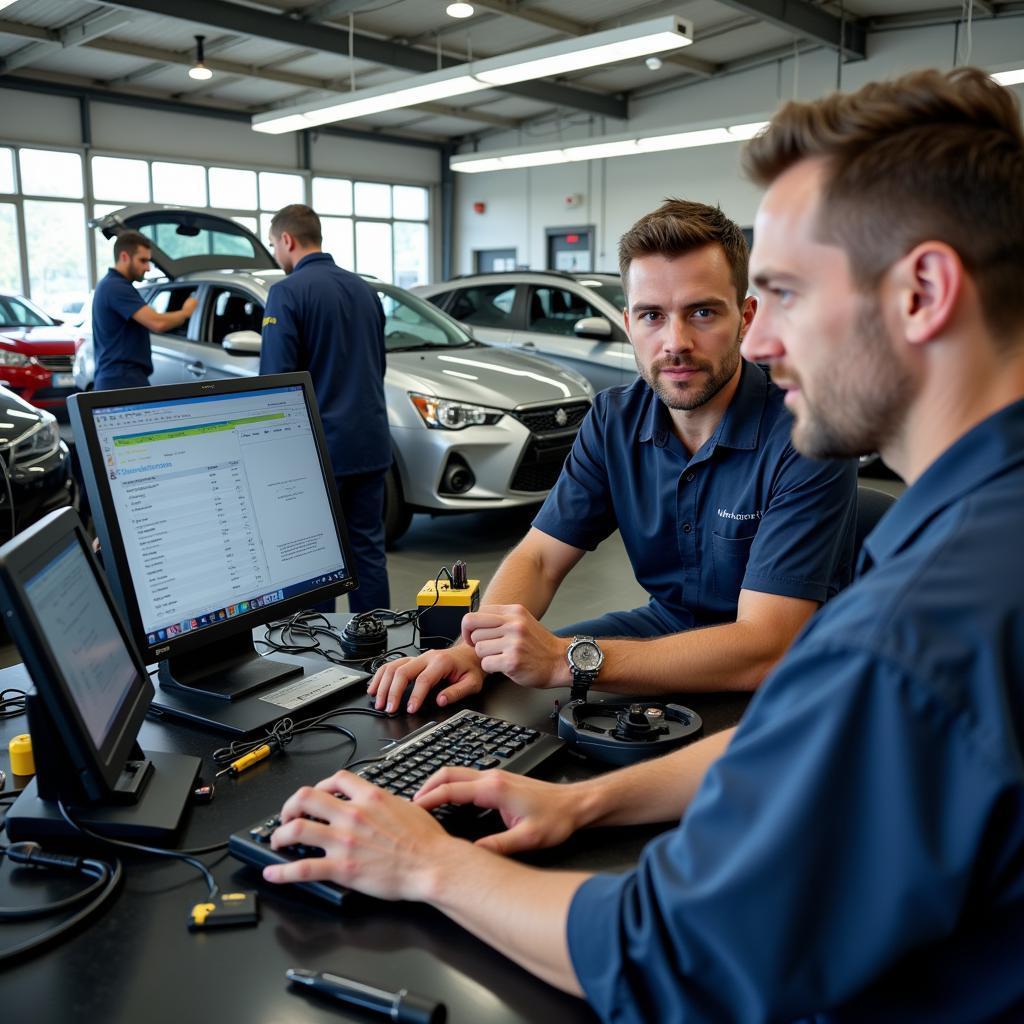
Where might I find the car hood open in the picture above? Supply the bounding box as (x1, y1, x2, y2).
(92, 205, 277, 279)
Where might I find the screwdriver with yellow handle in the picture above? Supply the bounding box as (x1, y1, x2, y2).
(216, 737, 282, 777)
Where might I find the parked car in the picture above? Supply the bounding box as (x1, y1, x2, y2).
(0, 291, 82, 420)
(0, 384, 77, 545)
(78, 206, 594, 545)
(415, 271, 635, 393)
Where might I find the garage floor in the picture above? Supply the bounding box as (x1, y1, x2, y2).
(0, 475, 905, 672)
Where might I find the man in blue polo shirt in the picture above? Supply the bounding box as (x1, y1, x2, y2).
(92, 230, 197, 391)
(267, 68, 1024, 1021)
(370, 200, 856, 714)
(259, 204, 390, 613)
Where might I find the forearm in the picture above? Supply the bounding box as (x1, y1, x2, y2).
(480, 546, 562, 620)
(151, 309, 191, 332)
(424, 841, 587, 995)
(572, 727, 735, 827)
(597, 619, 787, 694)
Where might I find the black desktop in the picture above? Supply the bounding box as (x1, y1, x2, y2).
(69, 373, 370, 733)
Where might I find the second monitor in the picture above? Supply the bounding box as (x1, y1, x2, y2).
(70, 372, 360, 712)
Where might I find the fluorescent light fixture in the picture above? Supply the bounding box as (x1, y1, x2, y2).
(992, 68, 1024, 86)
(252, 16, 692, 134)
(450, 117, 772, 173)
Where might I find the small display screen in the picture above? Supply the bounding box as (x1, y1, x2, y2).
(24, 539, 138, 749)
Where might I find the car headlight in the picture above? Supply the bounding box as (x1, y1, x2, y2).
(409, 393, 503, 430)
(0, 346, 31, 367)
(10, 412, 59, 463)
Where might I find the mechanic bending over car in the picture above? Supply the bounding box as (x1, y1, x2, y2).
(267, 67, 1024, 1022)
(371, 199, 858, 714)
(92, 230, 197, 391)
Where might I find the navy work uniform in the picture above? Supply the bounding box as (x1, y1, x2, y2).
(260, 252, 391, 613)
(92, 267, 151, 391)
(534, 360, 858, 638)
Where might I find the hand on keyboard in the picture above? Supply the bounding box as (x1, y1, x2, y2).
(415, 767, 582, 855)
(263, 771, 460, 903)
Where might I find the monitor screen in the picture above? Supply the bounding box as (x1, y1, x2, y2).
(23, 536, 138, 750)
(89, 382, 348, 648)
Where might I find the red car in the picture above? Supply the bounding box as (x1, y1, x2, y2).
(0, 291, 81, 420)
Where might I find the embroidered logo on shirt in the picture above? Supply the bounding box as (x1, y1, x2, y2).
(717, 508, 763, 521)
(262, 315, 277, 327)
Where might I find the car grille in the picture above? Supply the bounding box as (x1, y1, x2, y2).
(511, 401, 590, 434)
(35, 355, 74, 372)
(510, 434, 577, 492)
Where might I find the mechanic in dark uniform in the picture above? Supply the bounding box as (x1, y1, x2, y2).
(259, 204, 390, 614)
(92, 230, 196, 391)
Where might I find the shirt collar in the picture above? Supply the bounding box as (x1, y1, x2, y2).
(293, 252, 332, 273)
(863, 397, 1024, 567)
(639, 359, 769, 452)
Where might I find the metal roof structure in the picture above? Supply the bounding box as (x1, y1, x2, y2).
(0, 0, 1018, 148)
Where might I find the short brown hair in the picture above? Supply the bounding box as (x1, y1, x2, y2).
(269, 204, 322, 247)
(744, 67, 1024, 340)
(618, 199, 749, 305)
(114, 230, 151, 261)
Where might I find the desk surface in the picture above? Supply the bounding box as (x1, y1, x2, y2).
(0, 623, 748, 1023)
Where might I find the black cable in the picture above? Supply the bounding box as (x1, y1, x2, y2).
(56, 802, 218, 899)
(0, 842, 122, 964)
(0, 687, 27, 719)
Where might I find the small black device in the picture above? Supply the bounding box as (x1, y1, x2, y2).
(69, 373, 367, 734)
(229, 708, 564, 907)
(340, 613, 388, 659)
(557, 698, 703, 767)
(287, 968, 446, 1024)
(0, 507, 200, 843)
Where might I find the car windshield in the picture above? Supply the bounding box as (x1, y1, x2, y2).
(575, 276, 625, 312)
(0, 294, 55, 328)
(378, 287, 474, 351)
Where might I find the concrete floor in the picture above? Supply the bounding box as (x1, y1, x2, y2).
(0, 472, 905, 672)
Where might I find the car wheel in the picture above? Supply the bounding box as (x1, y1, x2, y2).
(383, 464, 412, 548)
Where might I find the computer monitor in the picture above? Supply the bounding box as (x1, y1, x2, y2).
(70, 373, 358, 705)
(0, 507, 199, 842)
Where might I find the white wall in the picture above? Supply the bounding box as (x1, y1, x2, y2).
(453, 19, 1024, 275)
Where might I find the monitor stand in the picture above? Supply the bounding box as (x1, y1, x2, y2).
(158, 629, 302, 701)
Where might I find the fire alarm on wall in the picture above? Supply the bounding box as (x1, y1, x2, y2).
(564, 193, 584, 208)
(473, 201, 486, 214)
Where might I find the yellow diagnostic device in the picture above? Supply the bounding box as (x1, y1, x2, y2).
(416, 562, 480, 649)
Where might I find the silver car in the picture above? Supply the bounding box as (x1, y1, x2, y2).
(78, 206, 593, 544)
(415, 271, 636, 393)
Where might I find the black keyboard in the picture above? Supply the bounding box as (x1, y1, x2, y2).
(228, 708, 565, 907)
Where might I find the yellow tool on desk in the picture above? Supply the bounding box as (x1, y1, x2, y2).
(216, 737, 282, 778)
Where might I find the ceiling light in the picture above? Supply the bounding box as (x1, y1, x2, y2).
(188, 35, 213, 81)
(992, 68, 1024, 86)
(645, 56, 663, 71)
(449, 117, 772, 173)
(446, 2, 475, 17)
(252, 15, 692, 134)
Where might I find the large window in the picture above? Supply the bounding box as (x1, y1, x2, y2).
(1, 144, 432, 312)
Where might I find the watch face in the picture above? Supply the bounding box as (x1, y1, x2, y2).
(572, 641, 602, 671)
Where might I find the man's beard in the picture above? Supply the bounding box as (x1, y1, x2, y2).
(638, 330, 743, 412)
(789, 297, 916, 459)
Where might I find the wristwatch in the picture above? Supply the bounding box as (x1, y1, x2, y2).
(566, 635, 604, 702)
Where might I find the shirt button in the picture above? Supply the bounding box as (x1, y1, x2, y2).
(682, 523, 692, 534)
(685, 472, 695, 482)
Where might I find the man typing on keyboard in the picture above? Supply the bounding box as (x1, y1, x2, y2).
(370, 200, 857, 716)
(266, 69, 1024, 1023)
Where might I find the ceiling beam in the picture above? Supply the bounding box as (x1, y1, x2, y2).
(0, 18, 519, 129)
(96, 0, 627, 117)
(294, 0, 368, 20)
(0, 7, 138, 74)
(714, 0, 866, 59)
(470, 0, 717, 77)
(867, 3, 1024, 31)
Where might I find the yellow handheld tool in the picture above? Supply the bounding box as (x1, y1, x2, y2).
(216, 741, 277, 778)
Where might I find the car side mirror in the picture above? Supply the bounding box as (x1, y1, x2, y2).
(573, 316, 613, 341)
(222, 330, 262, 354)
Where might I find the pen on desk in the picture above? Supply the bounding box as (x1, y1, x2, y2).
(286, 967, 446, 1024)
